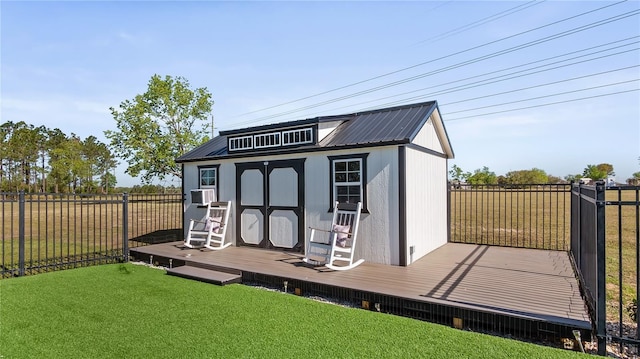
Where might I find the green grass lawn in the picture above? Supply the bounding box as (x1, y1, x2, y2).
(0, 263, 586, 358)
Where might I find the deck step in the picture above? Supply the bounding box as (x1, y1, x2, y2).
(166, 265, 242, 286)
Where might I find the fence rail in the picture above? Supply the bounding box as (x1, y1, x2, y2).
(570, 182, 639, 356)
(1, 192, 183, 278)
(449, 183, 571, 250)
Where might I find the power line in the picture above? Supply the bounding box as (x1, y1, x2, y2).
(229, 8, 639, 127)
(231, 0, 629, 119)
(444, 89, 639, 121)
(278, 38, 639, 118)
(441, 65, 640, 107)
(443, 79, 639, 115)
(356, 47, 639, 111)
(411, 0, 544, 46)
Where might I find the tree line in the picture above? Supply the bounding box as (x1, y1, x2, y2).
(448, 162, 640, 187)
(0, 121, 117, 193)
(5, 74, 637, 194)
(2, 75, 214, 194)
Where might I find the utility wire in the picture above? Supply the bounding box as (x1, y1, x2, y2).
(443, 79, 639, 114)
(277, 38, 639, 118)
(357, 47, 639, 111)
(444, 89, 639, 121)
(231, 0, 629, 119)
(230, 9, 640, 126)
(441, 65, 640, 107)
(412, 0, 544, 46)
(252, 65, 640, 126)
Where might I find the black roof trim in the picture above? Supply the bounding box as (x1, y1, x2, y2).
(176, 139, 410, 164)
(349, 100, 436, 117)
(219, 114, 353, 137)
(176, 100, 453, 163)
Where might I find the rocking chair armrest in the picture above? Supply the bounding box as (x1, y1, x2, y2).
(308, 226, 351, 236)
(191, 218, 224, 225)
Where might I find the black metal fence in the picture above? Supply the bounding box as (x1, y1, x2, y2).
(1, 192, 183, 278)
(570, 182, 639, 356)
(449, 184, 571, 250)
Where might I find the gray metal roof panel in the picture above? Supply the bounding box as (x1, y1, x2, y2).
(176, 135, 228, 162)
(177, 101, 440, 162)
(320, 101, 436, 147)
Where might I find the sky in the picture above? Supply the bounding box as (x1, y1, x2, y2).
(2, 0, 639, 187)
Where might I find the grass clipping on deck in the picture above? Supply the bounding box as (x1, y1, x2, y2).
(0, 263, 586, 358)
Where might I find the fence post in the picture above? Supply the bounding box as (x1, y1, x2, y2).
(18, 191, 25, 277)
(122, 193, 129, 262)
(595, 181, 607, 356)
(571, 183, 581, 266)
(447, 181, 451, 243)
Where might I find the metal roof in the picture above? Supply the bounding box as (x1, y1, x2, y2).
(176, 101, 452, 163)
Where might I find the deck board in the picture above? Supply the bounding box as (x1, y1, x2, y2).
(130, 242, 590, 330)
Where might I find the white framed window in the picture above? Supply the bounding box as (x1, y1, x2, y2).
(282, 128, 313, 146)
(228, 136, 253, 151)
(328, 153, 368, 211)
(228, 127, 313, 152)
(254, 132, 281, 149)
(199, 165, 219, 194)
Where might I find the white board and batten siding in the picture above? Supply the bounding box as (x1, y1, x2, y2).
(404, 148, 448, 264)
(180, 101, 453, 267)
(304, 146, 401, 266)
(183, 146, 402, 265)
(183, 160, 238, 243)
(403, 113, 449, 264)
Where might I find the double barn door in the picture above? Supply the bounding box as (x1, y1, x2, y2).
(235, 159, 305, 251)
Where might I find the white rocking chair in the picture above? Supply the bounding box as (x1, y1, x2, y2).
(303, 201, 364, 271)
(184, 201, 232, 251)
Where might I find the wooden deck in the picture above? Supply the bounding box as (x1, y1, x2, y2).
(130, 242, 590, 340)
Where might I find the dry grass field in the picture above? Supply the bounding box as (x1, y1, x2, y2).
(451, 186, 638, 323)
(603, 189, 639, 322)
(3, 188, 638, 324)
(1, 193, 181, 275)
(450, 186, 571, 250)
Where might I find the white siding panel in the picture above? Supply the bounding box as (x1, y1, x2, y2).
(219, 162, 236, 244)
(405, 147, 448, 264)
(412, 117, 444, 153)
(182, 146, 401, 265)
(182, 161, 209, 240)
(304, 147, 399, 265)
(182, 160, 237, 245)
(317, 120, 345, 142)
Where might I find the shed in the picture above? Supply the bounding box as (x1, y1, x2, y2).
(177, 101, 454, 266)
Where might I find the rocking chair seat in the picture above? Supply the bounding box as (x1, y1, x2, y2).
(303, 201, 363, 270)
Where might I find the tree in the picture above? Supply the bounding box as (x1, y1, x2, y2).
(628, 158, 640, 185)
(546, 175, 565, 184)
(596, 163, 615, 176)
(105, 74, 214, 183)
(467, 166, 497, 186)
(46, 128, 69, 193)
(448, 164, 465, 182)
(504, 168, 548, 184)
(583, 164, 608, 181)
(50, 135, 85, 193)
